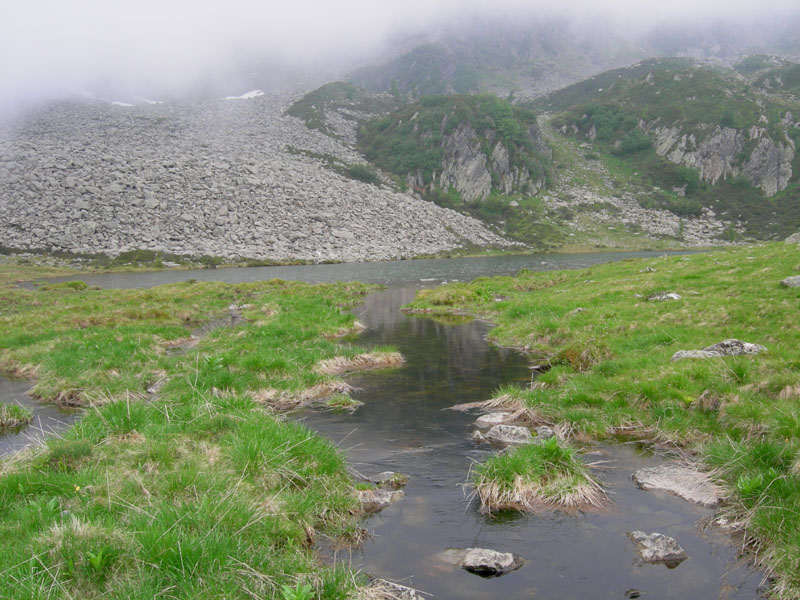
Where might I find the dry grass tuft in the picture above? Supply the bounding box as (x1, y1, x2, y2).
(315, 352, 404, 376)
(250, 380, 355, 410)
(475, 476, 608, 514)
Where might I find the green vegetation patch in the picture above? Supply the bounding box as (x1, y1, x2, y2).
(0, 266, 390, 598)
(358, 93, 549, 193)
(0, 403, 33, 428)
(474, 437, 606, 513)
(407, 243, 800, 597)
(286, 81, 397, 137)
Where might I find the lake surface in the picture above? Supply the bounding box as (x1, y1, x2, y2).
(3, 250, 764, 598)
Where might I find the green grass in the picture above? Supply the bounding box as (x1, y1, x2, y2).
(0, 403, 33, 428)
(0, 267, 390, 598)
(408, 243, 800, 597)
(473, 437, 605, 512)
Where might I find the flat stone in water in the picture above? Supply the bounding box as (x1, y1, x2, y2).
(358, 489, 405, 513)
(460, 548, 525, 577)
(484, 424, 532, 445)
(628, 531, 687, 568)
(475, 412, 514, 428)
(632, 463, 723, 507)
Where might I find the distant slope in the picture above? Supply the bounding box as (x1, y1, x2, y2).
(534, 59, 800, 238)
(348, 20, 647, 101)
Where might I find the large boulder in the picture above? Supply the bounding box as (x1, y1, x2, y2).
(461, 548, 525, 577)
(628, 531, 687, 568)
(632, 463, 723, 507)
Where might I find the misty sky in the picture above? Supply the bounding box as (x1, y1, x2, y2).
(2, 0, 800, 113)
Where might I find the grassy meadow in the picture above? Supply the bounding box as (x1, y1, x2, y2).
(0, 266, 398, 599)
(407, 242, 800, 597)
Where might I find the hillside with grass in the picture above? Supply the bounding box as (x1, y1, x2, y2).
(535, 59, 800, 239)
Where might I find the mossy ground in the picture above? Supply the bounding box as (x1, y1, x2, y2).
(408, 242, 800, 597)
(0, 266, 395, 599)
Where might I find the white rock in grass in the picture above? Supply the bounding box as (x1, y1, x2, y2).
(672, 339, 767, 361)
(780, 275, 800, 288)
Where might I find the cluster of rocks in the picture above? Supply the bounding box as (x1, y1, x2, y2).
(0, 94, 512, 262)
(672, 338, 767, 361)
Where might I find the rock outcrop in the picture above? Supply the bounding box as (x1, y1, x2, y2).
(0, 94, 514, 262)
(651, 124, 794, 197)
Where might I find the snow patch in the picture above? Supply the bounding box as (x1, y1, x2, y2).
(223, 90, 265, 100)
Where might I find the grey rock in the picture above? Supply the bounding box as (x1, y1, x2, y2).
(672, 339, 767, 361)
(632, 463, 723, 507)
(671, 350, 721, 360)
(702, 339, 767, 356)
(780, 276, 800, 288)
(535, 425, 555, 440)
(785, 232, 800, 244)
(627, 531, 687, 567)
(357, 488, 404, 513)
(484, 424, 532, 445)
(648, 292, 681, 301)
(461, 548, 524, 577)
(475, 412, 514, 428)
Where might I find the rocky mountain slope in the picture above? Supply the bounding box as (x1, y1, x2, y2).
(0, 94, 513, 262)
(536, 59, 800, 238)
(357, 94, 551, 203)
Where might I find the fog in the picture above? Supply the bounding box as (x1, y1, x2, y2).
(2, 0, 799, 115)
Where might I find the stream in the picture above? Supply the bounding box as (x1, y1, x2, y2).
(1, 251, 764, 598)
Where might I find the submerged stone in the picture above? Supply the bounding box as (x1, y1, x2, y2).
(627, 531, 687, 568)
(632, 463, 723, 507)
(358, 489, 405, 513)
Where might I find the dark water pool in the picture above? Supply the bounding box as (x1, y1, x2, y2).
(0, 376, 79, 456)
(301, 286, 763, 599)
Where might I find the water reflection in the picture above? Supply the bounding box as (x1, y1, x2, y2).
(0, 377, 79, 456)
(303, 287, 763, 600)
